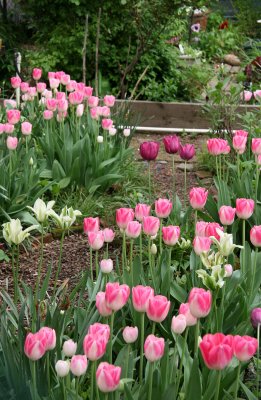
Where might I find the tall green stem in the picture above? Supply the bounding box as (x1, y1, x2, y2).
(35, 225, 44, 301)
(95, 250, 99, 280)
(159, 219, 163, 254)
(139, 312, 145, 384)
(125, 344, 130, 378)
(75, 376, 79, 400)
(11, 246, 16, 304)
(237, 153, 240, 179)
(234, 363, 241, 400)
(30, 360, 37, 400)
(242, 219, 246, 275)
(172, 155, 176, 203)
(106, 242, 109, 259)
(257, 323, 260, 399)
(46, 351, 50, 394)
(130, 239, 134, 287)
(168, 248, 172, 299)
(176, 329, 188, 398)
(91, 361, 95, 400)
(122, 230, 126, 273)
(90, 247, 93, 282)
(250, 248, 258, 301)
(184, 161, 187, 210)
(194, 319, 200, 357)
(139, 233, 143, 271)
(109, 311, 115, 364)
(255, 162, 260, 206)
(194, 210, 198, 234)
(148, 237, 156, 289)
(148, 161, 151, 204)
(148, 362, 154, 400)
(53, 230, 65, 295)
(214, 370, 222, 400)
(216, 156, 219, 181)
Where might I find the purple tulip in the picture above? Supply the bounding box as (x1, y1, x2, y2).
(140, 141, 160, 161)
(179, 144, 195, 161)
(251, 308, 261, 328)
(163, 135, 180, 154)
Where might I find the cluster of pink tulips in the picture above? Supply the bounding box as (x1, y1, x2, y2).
(242, 89, 261, 102)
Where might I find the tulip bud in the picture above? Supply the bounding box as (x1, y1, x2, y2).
(251, 308, 261, 328)
(29, 157, 34, 166)
(70, 355, 88, 376)
(224, 264, 233, 277)
(100, 259, 113, 274)
(109, 127, 117, 136)
(122, 326, 138, 343)
(171, 315, 187, 334)
(55, 360, 70, 377)
(123, 128, 130, 137)
(63, 339, 77, 357)
(150, 243, 157, 255)
(97, 135, 103, 143)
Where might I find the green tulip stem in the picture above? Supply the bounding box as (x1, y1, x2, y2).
(95, 250, 99, 280)
(152, 321, 156, 335)
(194, 210, 198, 234)
(148, 161, 151, 204)
(11, 246, 16, 304)
(176, 328, 188, 397)
(126, 344, 130, 378)
(215, 370, 222, 400)
(148, 236, 156, 289)
(234, 363, 241, 400)
(168, 248, 172, 299)
(139, 233, 143, 270)
(216, 156, 219, 181)
(109, 311, 115, 364)
(106, 242, 109, 259)
(237, 152, 240, 179)
(194, 319, 200, 357)
(30, 360, 37, 400)
(148, 362, 154, 400)
(130, 239, 134, 287)
(122, 230, 126, 273)
(250, 248, 258, 300)
(75, 376, 79, 400)
(35, 224, 44, 302)
(90, 247, 93, 282)
(159, 219, 163, 254)
(242, 219, 246, 275)
(172, 155, 176, 203)
(255, 162, 260, 206)
(53, 230, 65, 296)
(91, 361, 95, 400)
(139, 312, 145, 384)
(184, 161, 187, 210)
(46, 351, 50, 394)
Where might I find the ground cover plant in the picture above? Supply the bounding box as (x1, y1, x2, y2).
(0, 68, 260, 399)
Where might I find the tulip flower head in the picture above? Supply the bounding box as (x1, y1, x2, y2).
(96, 362, 121, 393)
(140, 141, 160, 161)
(2, 219, 38, 245)
(199, 333, 234, 370)
(27, 198, 55, 223)
(144, 335, 165, 362)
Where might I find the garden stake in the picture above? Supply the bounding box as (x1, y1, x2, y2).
(139, 312, 145, 384)
(234, 363, 241, 400)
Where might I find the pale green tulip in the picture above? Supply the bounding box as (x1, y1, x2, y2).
(27, 198, 55, 223)
(2, 219, 38, 245)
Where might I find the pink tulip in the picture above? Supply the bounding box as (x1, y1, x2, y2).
(88, 231, 104, 250)
(233, 135, 247, 154)
(101, 106, 110, 117)
(207, 138, 229, 156)
(250, 225, 261, 247)
(104, 95, 115, 107)
(123, 128, 130, 137)
(46, 98, 57, 111)
(90, 107, 99, 120)
(62, 339, 77, 357)
(88, 96, 99, 107)
(32, 68, 42, 80)
(163, 135, 180, 154)
(116, 208, 134, 230)
(84, 86, 93, 98)
(252, 138, 261, 155)
(57, 99, 68, 112)
(38, 327, 56, 350)
(83, 333, 108, 361)
(48, 72, 56, 79)
(195, 221, 208, 237)
(6, 136, 18, 150)
(205, 223, 223, 240)
(188, 288, 212, 318)
(28, 87, 37, 98)
(55, 71, 65, 80)
(105, 282, 130, 311)
(103, 228, 115, 243)
(126, 221, 141, 239)
(179, 303, 197, 326)
(0, 123, 5, 134)
(224, 264, 233, 277)
(242, 90, 252, 102)
(4, 99, 17, 108)
(251, 308, 261, 328)
(254, 90, 261, 100)
(144, 335, 165, 362)
(257, 155, 261, 166)
(162, 226, 180, 246)
(236, 198, 255, 219)
(83, 217, 99, 233)
(199, 333, 234, 370)
(7, 109, 20, 124)
(100, 259, 113, 273)
(218, 205, 236, 225)
(88, 323, 110, 342)
(21, 122, 32, 136)
(24, 332, 47, 361)
(42, 89, 52, 99)
(49, 78, 60, 89)
(143, 216, 160, 236)
(69, 91, 84, 105)
(155, 198, 172, 218)
(122, 326, 139, 343)
(171, 315, 187, 334)
(76, 82, 85, 92)
(70, 355, 88, 376)
(189, 187, 208, 210)
(76, 104, 84, 117)
(135, 203, 151, 221)
(132, 285, 154, 312)
(179, 143, 195, 161)
(60, 74, 70, 85)
(140, 141, 160, 161)
(233, 335, 258, 362)
(10, 76, 21, 88)
(147, 295, 170, 323)
(43, 110, 53, 120)
(102, 118, 113, 130)
(20, 82, 29, 92)
(234, 130, 248, 137)
(96, 292, 113, 317)
(5, 124, 15, 134)
(36, 82, 46, 93)
(66, 80, 77, 92)
(193, 236, 211, 255)
(96, 362, 121, 393)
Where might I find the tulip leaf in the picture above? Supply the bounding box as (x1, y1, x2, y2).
(239, 381, 258, 400)
(186, 356, 202, 400)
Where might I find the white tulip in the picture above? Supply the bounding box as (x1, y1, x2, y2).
(97, 135, 103, 143)
(55, 360, 70, 377)
(48, 206, 82, 230)
(2, 219, 38, 245)
(27, 198, 55, 223)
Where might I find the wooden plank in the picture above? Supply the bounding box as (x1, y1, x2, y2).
(116, 100, 258, 130)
